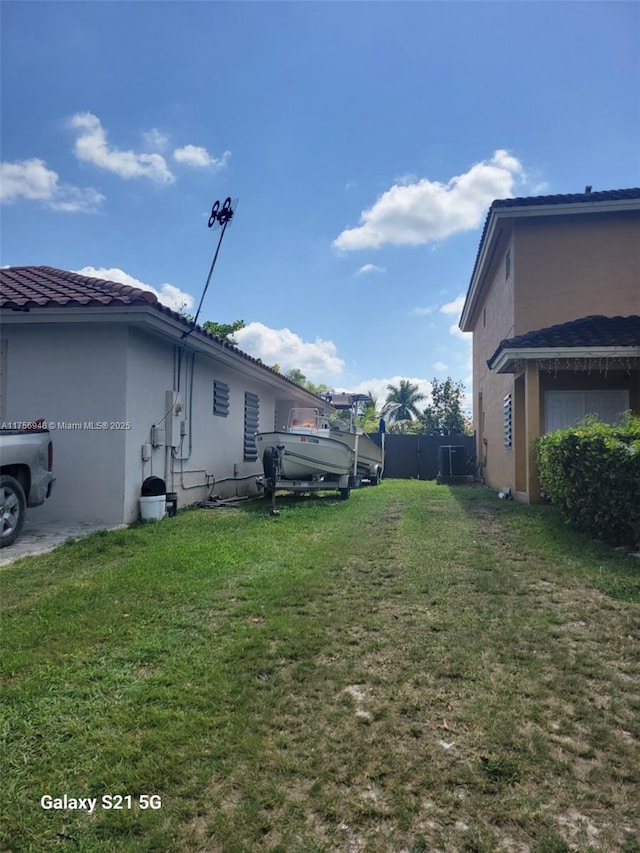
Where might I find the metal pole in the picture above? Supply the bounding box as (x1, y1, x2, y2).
(190, 216, 229, 331)
(183, 197, 235, 339)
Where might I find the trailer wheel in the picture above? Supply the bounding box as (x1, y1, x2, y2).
(0, 475, 26, 548)
(262, 447, 276, 479)
(339, 488, 351, 500)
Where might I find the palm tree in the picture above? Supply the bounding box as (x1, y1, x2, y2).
(360, 392, 382, 433)
(383, 380, 425, 422)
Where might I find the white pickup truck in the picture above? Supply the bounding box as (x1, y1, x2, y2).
(0, 418, 55, 547)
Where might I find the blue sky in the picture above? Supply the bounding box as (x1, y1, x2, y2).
(2, 1, 639, 406)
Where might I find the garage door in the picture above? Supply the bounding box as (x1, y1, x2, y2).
(544, 390, 630, 433)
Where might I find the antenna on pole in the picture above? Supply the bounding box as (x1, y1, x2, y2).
(183, 196, 237, 338)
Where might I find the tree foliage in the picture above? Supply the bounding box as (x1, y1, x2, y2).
(383, 380, 425, 423)
(360, 393, 383, 433)
(381, 377, 470, 435)
(202, 319, 246, 345)
(283, 368, 332, 397)
(419, 377, 468, 436)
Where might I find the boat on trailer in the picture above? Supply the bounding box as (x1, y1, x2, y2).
(327, 393, 384, 485)
(256, 393, 384, 512)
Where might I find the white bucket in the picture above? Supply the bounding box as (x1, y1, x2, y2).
(139, 495, 166, 521)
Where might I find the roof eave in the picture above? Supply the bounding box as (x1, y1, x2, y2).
(489, 345, 640, 374)
(460, 212, 498, 332)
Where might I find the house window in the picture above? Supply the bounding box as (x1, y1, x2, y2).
(244, 392, 260, 460)
(544, 390, 630, 433)
(504, 392, 513, 448)
(213, 380, 230, 416)
(505, 248, 511, 280)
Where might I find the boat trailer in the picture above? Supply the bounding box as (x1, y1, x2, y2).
(256, 444, 362, 516)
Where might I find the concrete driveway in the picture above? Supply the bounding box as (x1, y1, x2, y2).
(0, 520, 125, 567)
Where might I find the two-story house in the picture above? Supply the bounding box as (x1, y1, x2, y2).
(459, 187, 640, 502)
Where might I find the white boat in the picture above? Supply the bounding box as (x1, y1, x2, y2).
(255, 394, 384, 505)
(256, 407, 355, 481)
(326, 393, 384, 484)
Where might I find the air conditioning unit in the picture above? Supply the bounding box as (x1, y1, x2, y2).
(438, 445, 468, 477)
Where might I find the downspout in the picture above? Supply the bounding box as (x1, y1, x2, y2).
(173, 351, 195, 461)
(172, 351, 214, 490)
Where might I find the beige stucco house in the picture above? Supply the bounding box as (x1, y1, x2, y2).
(459, 187, 640, 502)
(0, 266, 325, 525)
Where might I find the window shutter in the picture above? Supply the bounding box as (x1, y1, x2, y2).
(504, 393, 513, 448)
(244, 392, 260, 460)
(213, 380, 230, 416)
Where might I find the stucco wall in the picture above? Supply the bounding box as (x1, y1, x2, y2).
(170, 349, 280, 505)
(123, 329, 313, 521)
(471, 232, 516, 492)
(514, 212, 640, 332)
(122, 329, 176, 523)
(2, 324, 128, 524)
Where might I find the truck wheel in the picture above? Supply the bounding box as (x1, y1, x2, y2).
(339, 488, 351, 500)
(0, 475, 26, 548)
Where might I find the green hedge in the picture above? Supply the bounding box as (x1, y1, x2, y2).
(535, 415, 640, 548)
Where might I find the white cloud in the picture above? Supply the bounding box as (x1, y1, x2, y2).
(48, 185, 106, 213)
(440, 294, 466, 316)
(356, 263, 386, 275)
(344, 376, 433, 407)
(173, 145, 231, 170)
(154, 283, 195, 313)
(234, 322, 345, 381)
(438, 294, 471, 342)
(1, 158, 58, 202)
(75, 266, 194, 312)
(340, 374, 473, 417)
(333, 149, 524, 251)
(142, 128, 170, 152)
(410, 306, 433, 317)
(0, 158, 104, 213)
(434, 361, 448, 372)
(394, 172, 419, 186)
(69, 112, 175, 184)
(449, 323, 472, 343)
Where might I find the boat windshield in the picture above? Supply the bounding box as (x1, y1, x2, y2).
(288, 408, 320, 430)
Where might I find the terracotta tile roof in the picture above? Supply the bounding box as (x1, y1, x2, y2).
(488, 315, 640, 368)
(0, 265, 159, 309)
(491, 187, 640, 210)
(0, 265, 322, 397)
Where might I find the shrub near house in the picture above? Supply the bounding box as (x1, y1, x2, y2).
(536, 416, 640, 548)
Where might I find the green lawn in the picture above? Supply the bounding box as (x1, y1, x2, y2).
(2, 481, 639, 852)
